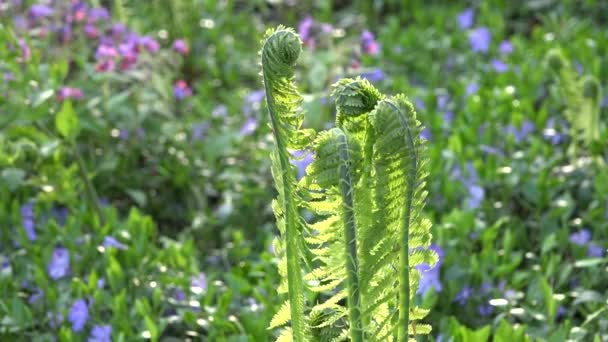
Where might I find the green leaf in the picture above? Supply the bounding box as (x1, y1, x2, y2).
(1, 168, 26, 191)
(55, 100, 80, 140)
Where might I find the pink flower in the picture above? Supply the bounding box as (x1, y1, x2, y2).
(139, 36, 160, 53)
(57, 87, 84, 101)
(18, 39, 30, 62)
(84, 24, 98, 39)
(172, 39, 189, 55)
(95, 59, 115, 72)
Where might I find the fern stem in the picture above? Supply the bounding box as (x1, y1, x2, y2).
(386, 101, 417, 342)
(262, 32, 306, 341)
(335, 129, 364, 342)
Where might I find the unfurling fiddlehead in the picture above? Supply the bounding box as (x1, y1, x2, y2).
(262, 26, 436, 342)
(261, 26, 311, 342)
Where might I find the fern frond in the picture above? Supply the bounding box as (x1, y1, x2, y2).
(359, 95, 436, 341)
(261, 26, 311, 341)
(545, 48, 602, 150)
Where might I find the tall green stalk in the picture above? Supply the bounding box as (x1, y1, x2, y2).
(335, 128, 363, 342)
(260, 27, 307, 341)
(386, 100, 417, 342)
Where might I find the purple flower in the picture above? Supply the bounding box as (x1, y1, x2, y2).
(543, 118, 563, 145)
(437, 94, 449, 110)
(47, 311, 64, 329)
(499, 40, 513, 54)
(212, 104, 228, 118)
(29, 4, 54, 20)
(246, 89, 265, 104)
(88, 7, 109, 23)
(172, 39, 189, 55)
(192, 122, 210, 140)
(569, 229, 591, 246)
(111, 23, 127, 37)
(68, 299, 89, 332)
(464, 163, 484, 209)
(443, 111, 454, 124)
(491, 59, 508, 73)
(466, 82, 479, 96)
(360, 68, 385, 83)
(587, 244, 605, 258)
(97, 278, 106, 289)
(20, 203, 36, 241)
(191, 273, 208, 294)
(139, 36, 160, 53)
(173, 80, 192, 99)
(84, 24, 99, 39)
(361, 30, 379, 55)
(18, 39, 30, 61)
(240, 117, 258, 136)
(457, 8, 474, 30)
(95, 45, 118, 60)
(96, 59, 115, 73)
(71, 2, 87, 22)
(478, 304, 494, 316)
(507, 120, 534, 143)
(102, 236, 127, 250)
(420, 127, 432, 141)
(412, 98, 425, 111)
(47, 248, 70, 280)
(298, 16, 314, 46)
(480, 145, 503, 156)
(58, 87, 84, 101)
(28, 288, 44, 304)
(416, 245, 443, 295)
(89, 325, 112, 342)
(290, 150, 314, 180)
(469, 27, 491, 53)
(455, 285, 473, 305)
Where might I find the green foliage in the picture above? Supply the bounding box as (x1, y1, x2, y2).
(262, 27, 435, 341)
(544, 48, 603, 152)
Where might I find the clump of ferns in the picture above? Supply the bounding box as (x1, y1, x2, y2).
(261, 26, 437, 342)
(544, 48, 604, 162)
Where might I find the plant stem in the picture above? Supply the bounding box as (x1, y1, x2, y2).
(262, 77, 306, 342)
(336, 129, 363, 342)
(386, 101, 417, 342)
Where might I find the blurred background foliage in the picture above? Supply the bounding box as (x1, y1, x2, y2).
(0, 0, 607, 341)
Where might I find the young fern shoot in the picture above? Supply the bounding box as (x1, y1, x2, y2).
(261, 26, 437, 342)
(261, 26, 313, 342)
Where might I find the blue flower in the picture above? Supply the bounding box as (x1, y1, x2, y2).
(191, 273, 208, 294)
(20, 203, 36, 241)
(68, 299, 89, 332)
(240, 117, 259, 136)
(89, 325, 112, 342)
(507, 120, 535, 143)
(48, 248, 70, 280)
(102, 236, 127, 250)
(457, 8, 474, 30)
(290, 150, 314, 180)
(542, 118, 564, 145)
(569, 229, 591, 246)
(420, 127, 432, 141)
(29, 4, 54, 20)
(587, 244, 605, 258)
(192, 122, 210, 140)
(359, 68, 385, 83)
(466, 82, 479, 96)
(491, 59, 508, 73)
(477, 304, 494, 317)
(469, 27, 491, 53)
(499, 40, 513, 54)
(455, 286, 473, 305)
(416, 244, 443, 295)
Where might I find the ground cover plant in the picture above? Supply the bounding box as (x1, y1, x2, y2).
(1, 0, 607, 341)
